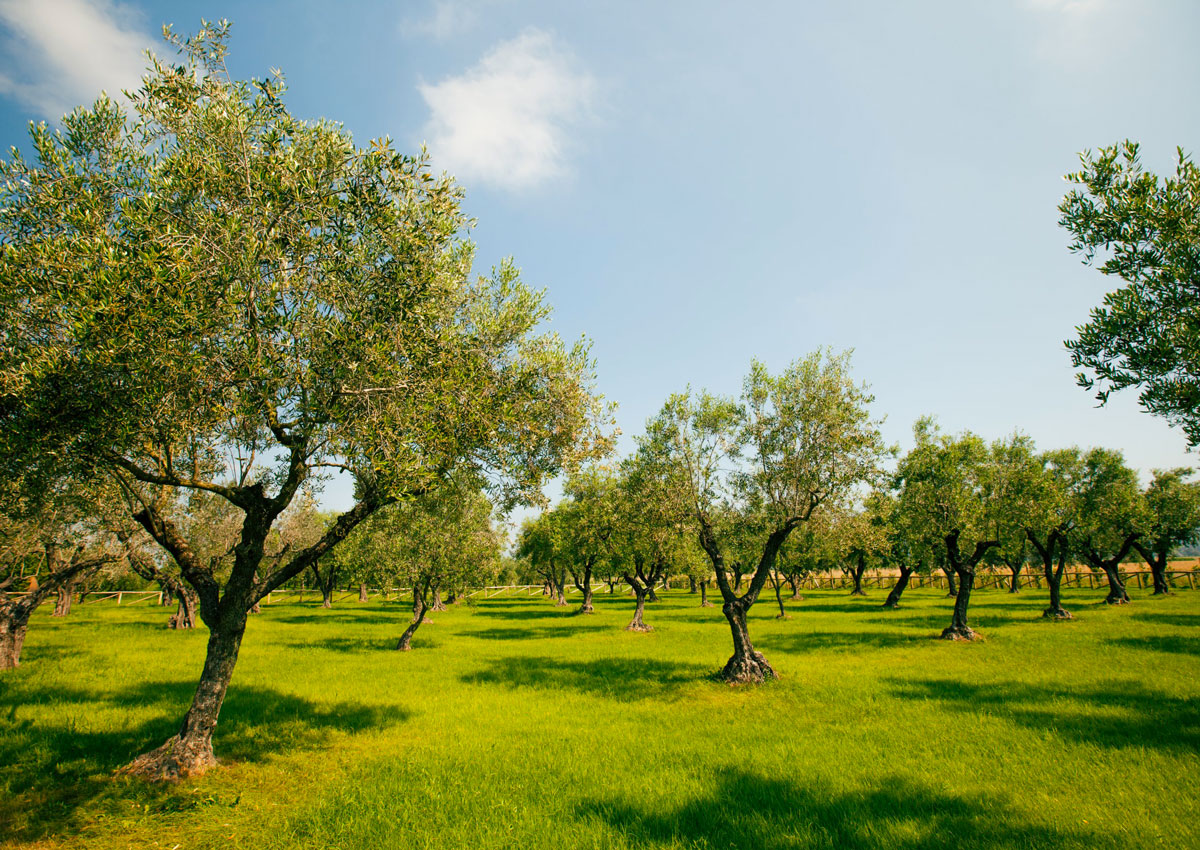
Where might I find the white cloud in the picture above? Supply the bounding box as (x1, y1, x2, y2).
(0, 0, 152, 119)
(418, 29, 594, 192)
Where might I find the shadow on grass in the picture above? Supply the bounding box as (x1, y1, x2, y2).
(1130, 612, 1200, 628)
(467, 622, 609, 641)
(462, 655, 709, 702)
(1106, 635, 1200, 658)
(580, 768, 1113, 850)
(767, 630, 914, 653)
(0, 678, 406, 844)
(888, 678, 1199, 753)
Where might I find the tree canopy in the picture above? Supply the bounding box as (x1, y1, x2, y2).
(1059, 141, 1200, 446)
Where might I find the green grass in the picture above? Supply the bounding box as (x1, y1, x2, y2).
(2, 585, 1198, 849)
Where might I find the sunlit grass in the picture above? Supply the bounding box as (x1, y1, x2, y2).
(2, 583, 1198, 848)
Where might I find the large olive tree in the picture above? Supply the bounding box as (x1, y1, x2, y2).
(0, 25, 607, 778)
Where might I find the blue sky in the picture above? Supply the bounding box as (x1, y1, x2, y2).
(1, 0, 1196, 513)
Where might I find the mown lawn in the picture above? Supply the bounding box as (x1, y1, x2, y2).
(1, 584, 1197, 849)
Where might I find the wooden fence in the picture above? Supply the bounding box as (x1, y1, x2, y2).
(29, 565, 1199, 607)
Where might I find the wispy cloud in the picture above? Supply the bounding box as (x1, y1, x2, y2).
(418, 29, 594, 192)
(0, 0, 152, 120)
(406, 0, 485, 41)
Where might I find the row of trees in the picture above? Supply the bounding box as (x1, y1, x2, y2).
(520, 366, 1200, 681)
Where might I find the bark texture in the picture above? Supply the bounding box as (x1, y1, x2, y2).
(123, 617, 247, 779)
(718, 602, 776, 683)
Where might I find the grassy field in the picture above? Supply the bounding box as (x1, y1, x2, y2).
(1, 584, 1198, 849)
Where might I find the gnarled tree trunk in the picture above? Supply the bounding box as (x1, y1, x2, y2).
(1028, 529, 1071, 620)
(719, 600, 776, 683)
(124, 614, 247, 778)
(1008, 562, 1022, 593)
(939, 531, 998, 641)
(625, 586, 651, 631)
(941, 563, 958, 597)
(1082, 534, 1138, 605)
(576, 561, 595, 614)
(1133, 542, 1172, 596)
(358, 583, 369, 602)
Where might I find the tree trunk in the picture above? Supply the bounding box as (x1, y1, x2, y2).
(0, 605, 32, 670)
(688, 576, 697, 593)
(700, 581, 713, 607)
(431, 589, 447, 612)
(849, 553, 867, 596)
(787, 575, 801, 598)
(53, 585, 73, 617)
(1008, 563, 1022, 593)
(168, 587, 198, 630)
(882, 565, 913, 609)
(940, 567, 977, 640)
(123, 615, 247, 779)
(358, 583, 369, 602)
(321, 588, 333, 609)
(1098, 562, 1131, 604)
(647, 585, 660, 603)
(1029, 530, 1071, 620)
(941, 563, 958, 597)
(718, 601, 776, 683)
(1134, 542, 1172, 595)
(939, 532, 997, 641)
(578, 563, 595, 614)
(397, 588, 428, 651)
(772, 574, 788, 619)
(161, 585, 174, 606)
(625, 587, 652, 632)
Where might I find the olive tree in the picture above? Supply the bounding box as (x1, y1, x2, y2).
(894, 419, 998, 641)
(1133, 469, 1200, 595)
(0, 25, 607, 778)
(1059, 141, 1200, 446)
(1075, 449, 1146, 605)
(644, 350, 886, 682)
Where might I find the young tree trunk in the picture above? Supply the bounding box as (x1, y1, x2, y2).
(882, 565, 914, 609)
(52, 584, 73, 617)
(0, 604, 33, 670)
(625, 586, 652, 632)
(850, 553, 868, 596)
(397, 586, 429, 651)
(358, 583, 369, 602)
(771, 573, 788, 619)
(577, 563, 595, 614)
(168, 587, 199, 630)
(700, 581, 713, 607)
(124, 615, 247, 779)
(719, 601, 776, 683)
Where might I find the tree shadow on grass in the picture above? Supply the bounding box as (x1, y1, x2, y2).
(888, 678, 1199, 754)
(580, 768, 1113, 850)
(461, 655, 709, 702)
(1130, 611, 1200, 628)
(0, 678, 406, 845)
(767, 630, 914, 654)
(1106, 635, 1200, 658)
(467, 622, 610, 641)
